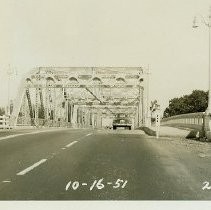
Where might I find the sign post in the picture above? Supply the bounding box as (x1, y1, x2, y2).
(155, 110, 160, 139)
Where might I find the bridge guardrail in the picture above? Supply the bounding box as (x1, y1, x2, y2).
(161, 112, 205, 131)
(0, 115, 10, 129)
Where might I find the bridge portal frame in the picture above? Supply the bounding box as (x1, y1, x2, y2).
(10, 67, 149, 129)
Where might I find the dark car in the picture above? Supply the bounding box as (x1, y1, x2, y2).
(112, 113, 132, 130)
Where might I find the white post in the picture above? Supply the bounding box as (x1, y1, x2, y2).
(155, 110, 161, 139)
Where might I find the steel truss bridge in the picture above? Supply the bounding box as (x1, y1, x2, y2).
(10, 67, 148, 129)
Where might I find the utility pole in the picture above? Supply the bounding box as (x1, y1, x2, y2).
(193, 7, 211, 140)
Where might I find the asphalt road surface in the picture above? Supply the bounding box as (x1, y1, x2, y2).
(0, 128, 211, 200)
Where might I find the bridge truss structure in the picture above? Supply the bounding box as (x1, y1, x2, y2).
(10, 67, 149, 129)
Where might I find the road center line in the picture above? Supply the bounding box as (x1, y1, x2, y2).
(65, 141, 78, 148)
(86, 133, 92, 136)
(16, 159, 47, 176)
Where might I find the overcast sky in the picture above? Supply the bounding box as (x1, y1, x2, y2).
(0, 0, 210, 112)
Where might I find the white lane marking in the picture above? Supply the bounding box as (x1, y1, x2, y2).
(0, 128, 70, 142)
(0, 129, 93, 143)
(0, 134, 25, 141)
(65, 141, 78, 148)
(61, 147, 66, 150)
(16, 159, 47, 176)
(2, 180, 11, 183)
(86, 133, 92, 136)
(199, 153, 206, 158)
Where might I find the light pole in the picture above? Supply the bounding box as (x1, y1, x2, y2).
(193, 8, 211, 113)
(193, 7, 211, 139)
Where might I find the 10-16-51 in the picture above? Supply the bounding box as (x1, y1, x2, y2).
(65, 178, 128, 191)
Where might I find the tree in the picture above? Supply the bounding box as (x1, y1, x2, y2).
(150, 100, 160, 123)
(163, 90, 208, 118)
(0, 107, 5, 116)
(150, 100, 159, 113)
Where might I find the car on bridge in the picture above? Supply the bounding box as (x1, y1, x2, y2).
(112, 113, 132, 130)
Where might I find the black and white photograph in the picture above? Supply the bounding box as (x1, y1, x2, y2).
(0, 0, 211, 209)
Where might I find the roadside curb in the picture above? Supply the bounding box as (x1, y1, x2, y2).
(137, 127, 156, 136)
(137, 126, 198, 139)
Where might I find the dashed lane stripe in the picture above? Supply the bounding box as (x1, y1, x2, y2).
(16, 159, 47, 176)
(65, 141, 78, 148)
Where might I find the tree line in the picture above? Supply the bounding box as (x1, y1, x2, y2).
(163, 90, 208, 118)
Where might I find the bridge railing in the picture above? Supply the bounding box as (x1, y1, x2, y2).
(0, 115, 9, 129)
(161, 112, 204, 130)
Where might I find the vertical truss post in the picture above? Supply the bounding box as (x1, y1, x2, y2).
(142, 84, 147, 126)
(39, 88, 45, 121)
(63, 87, 68, 127)
(76, 106, 79, 127)
(72, 104, 78, 128)
(45, 87, 49, 126)
(145, 69, 151, 127)
(70, 104, 73, 125)
(67, 101, 70, 123)
(53, 87, 56, 126)
(26, 88, 35, 126)
(21, 93, 26, 125)
(91, 110, 95, 129)
(96, 109, 102, 128)
(141, 87, 145, 126)
(65, 100, 68, 126)
(89, 109, 92, 127)
(35, 88, 39, 126)
(134, 106, 138, 129)
(138, 86, 143, 127)
(84, 108, 88, 127)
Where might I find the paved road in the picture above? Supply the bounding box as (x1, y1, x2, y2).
(0, 128, 211, 200)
